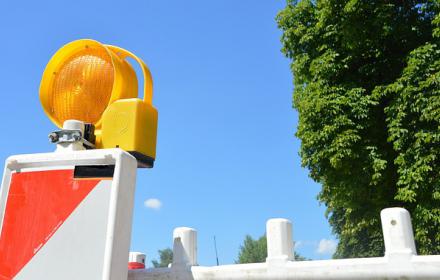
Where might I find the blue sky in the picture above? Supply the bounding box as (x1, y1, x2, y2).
(0, 0, 335, 265)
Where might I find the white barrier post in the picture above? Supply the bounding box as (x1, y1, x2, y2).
(380, 207, 417, 256)
(129, 252, 146, 270)
(266, 218, 294, 262)
(129, 252, 146, 264)
(172, 227, 197, 266)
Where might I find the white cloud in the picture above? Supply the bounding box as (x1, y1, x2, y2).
(294, 240, 303, 249)
(144, 198, 162, 210)
(316, 239, 337, 255)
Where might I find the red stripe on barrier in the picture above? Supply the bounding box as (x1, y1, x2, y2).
(0, 169, 103, 279)
(128, 262, 146, 270)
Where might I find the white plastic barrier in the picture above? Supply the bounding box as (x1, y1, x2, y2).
(0, 121, 138, 280)
(128, 208, 440, 280)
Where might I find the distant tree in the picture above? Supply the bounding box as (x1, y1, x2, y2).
(277, 0, 440, 257)
(151, 248, 173, 268)
(236, 235, 307, 263)
(236, 235, 267, 263)
(294, 251, 307, 261)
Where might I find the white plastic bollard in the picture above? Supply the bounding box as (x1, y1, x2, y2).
(172, 227, 197, 266)
(128, 252, 146, 270)
(380, 207, 417, 256)
(129, 252, 146, 265)
(266, 218, 294, 262)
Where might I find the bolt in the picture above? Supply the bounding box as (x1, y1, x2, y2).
(48, 133, 58, 143)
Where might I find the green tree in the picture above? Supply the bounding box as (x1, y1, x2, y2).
(151, 248, 173, 268)
(277, 0, 440, 257)
(382, 15, 440, 254)
(236, 235, 307, 263)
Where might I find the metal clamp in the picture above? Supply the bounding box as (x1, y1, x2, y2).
(49, 129, 95, 149)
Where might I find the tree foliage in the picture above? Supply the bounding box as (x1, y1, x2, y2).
(236, 235, 307, 263)
(151, 248, 173, 268)
(277, 0, 440, 257)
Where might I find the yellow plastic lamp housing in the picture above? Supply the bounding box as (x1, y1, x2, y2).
(39, 39, 158, 168)
(40, 39, 138, 128)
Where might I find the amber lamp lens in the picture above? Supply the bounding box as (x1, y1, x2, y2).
(49, 47, 114, 125)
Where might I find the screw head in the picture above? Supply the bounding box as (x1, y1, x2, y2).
(72, 133, 81, 141)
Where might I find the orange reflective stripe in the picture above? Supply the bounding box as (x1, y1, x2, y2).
(0, 169, 103, 279)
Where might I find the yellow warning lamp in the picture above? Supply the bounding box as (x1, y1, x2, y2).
(39, 39, 158, 168)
